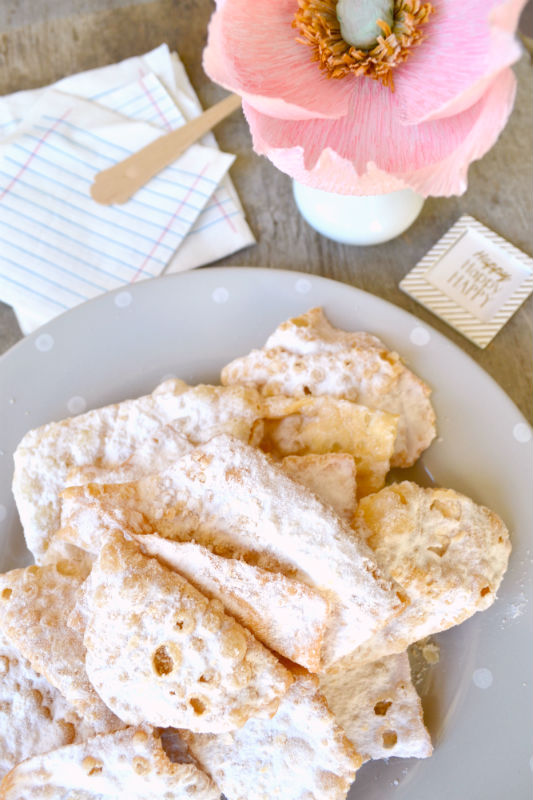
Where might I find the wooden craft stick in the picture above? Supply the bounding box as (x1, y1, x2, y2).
(90, 93, 242, 206)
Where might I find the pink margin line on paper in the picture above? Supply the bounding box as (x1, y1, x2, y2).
(139, 76, 172, 131)
(210, 190, 238, 234)
(0, 110, 71, 201)
(138, 73, 237, 235)
(130, 164, 209, 283)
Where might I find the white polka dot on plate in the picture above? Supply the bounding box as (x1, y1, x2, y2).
(67, 396, 87, 415)
(35, 333, 54, 352)
(410, 327, 431, 346)
(513, 422, 531, 443)
(0, 505, 6, 522)
(114, 291, 132, 308)
(294, 278, 312, 294)
(212, 287, 229, 304)
(472, 667, 493, 689)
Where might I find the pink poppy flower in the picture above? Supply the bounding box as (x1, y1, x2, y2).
(203, 0, 527, 196)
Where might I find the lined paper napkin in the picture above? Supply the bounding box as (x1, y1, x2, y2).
(0, 45, 255, 333)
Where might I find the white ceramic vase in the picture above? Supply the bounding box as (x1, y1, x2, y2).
(292, 180, 425, 246)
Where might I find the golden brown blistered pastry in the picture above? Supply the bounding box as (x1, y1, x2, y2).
(261, 394, 397, 496)
(65, 424, 193, 487)
(60, 435, 405, 667)
(221, 307, 436, 467)
(81, 531, 293, 732)
(131, 534, 330, 673)
(347, 481, 511, 662)
(0, 725, 219, 800)
(0, 630, 101, 780)
(65, 523, 329, 673)
(280, 453, 357, 522)
(181, 672, 361, 800)
(319, 651, 432, 762)
(12, 379, 264, 563)
(0, 562, 121, 732)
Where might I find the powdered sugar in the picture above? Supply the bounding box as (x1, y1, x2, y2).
(183, 673, 360, 800)
(320, 652, 432, 762)
(2, 725, 219, 800)
(82, 532, 292, 732)
(12, 381, 264, 563)
(64, 435, 403, 666)
(133, 535, 330, 672)
(221, 307, 436, 467)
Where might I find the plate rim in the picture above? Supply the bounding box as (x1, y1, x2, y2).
(1, 265, 531, 429)
(0, 266, 531, 798)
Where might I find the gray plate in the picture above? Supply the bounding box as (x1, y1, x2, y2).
(0, 267, 531, 798)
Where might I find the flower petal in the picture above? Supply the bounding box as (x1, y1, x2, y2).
(403, 69, 517, 194)
(394, 0, 525, 124)
(203, 0, 350, 121)
(243, 69, 516, 196)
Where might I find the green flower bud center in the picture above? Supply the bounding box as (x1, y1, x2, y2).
(336, 0, 395, 50)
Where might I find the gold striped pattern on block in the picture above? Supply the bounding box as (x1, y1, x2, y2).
(400, 215, 533, 349)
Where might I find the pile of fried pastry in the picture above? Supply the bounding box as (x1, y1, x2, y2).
(0, 308, 511, 800)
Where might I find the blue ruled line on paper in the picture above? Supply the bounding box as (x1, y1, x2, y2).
(7, 147, 204, 214)
(0, 271, 69, 309)
(15, 138, 102, 174)
(0, 217, 136, 284)
(0, 254, 89, 301)
(3, 157, 200, 223)
(90, 84, 129, 102)
(0, 235, 106, 292)
(91, 82, 184, 127)
(42, 116, 219, 186)
(0, 202, 163, 278)
(0, 119, 22, 136)
(0, 87, 233, 317)
(113, 97, 169, 119)
(31, 128, 119, 167)
(2, 189, 169, 266)
(202, 195, 233, 214)
(189, 211, 241, 235)
(0, 169, 178, 252)
(107, 94, 151, 114)
(5, 132, 191, 246)
(4, 156, 198, 222)
(24, 130, 212, 201)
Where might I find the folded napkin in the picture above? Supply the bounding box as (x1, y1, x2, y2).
(0, 45, 255, 333)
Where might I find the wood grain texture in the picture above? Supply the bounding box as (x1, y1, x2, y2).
(0, 0, 531, 421)
(91, 93, 241, 204)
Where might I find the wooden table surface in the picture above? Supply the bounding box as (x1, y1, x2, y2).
(0, 0, 532, 421)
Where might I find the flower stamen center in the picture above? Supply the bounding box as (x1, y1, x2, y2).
(293, 0, 434, 90)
